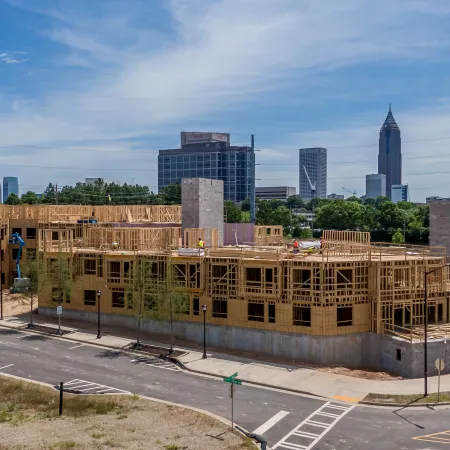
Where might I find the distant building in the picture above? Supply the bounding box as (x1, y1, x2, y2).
(85, 178, 104, 185)
(378, 105, 401, 199)
(426, 196, 449, 204)
(327, 193, 344, 200)
(180, 132, 230, 146)
(365, 174, 386, 199)
(391, 184, 409, 204)
(158, 133, 255, 204)
(299, 148, 327, 201)
(256, 186, 296, 201)
(3, 177, 19, 202)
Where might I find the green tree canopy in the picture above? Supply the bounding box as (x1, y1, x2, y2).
(4, 193, 22, 205)
(21, 191, 39, 205)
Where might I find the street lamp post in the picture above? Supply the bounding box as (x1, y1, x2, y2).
(424, 264, 450, 397)
(96, 290, 101, 339)
(202, 304, 207, 359)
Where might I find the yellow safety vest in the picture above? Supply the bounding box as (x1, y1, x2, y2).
(198, 240, 204, 247)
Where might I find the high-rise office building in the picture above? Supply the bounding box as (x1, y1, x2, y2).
(3, 177, 19, 202)
(255, 186, 296, 201)
(378, 105, 401, 199)
(158, 133, 255, 204)
(365, 173, 386, 199)
(391, 184, 409, 204)
(299, 148, 327, 201)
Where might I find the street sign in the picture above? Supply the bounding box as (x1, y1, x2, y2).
(435, 358, 445, 371)
(223, 372, 241, 384)
(57, 306, 63, 315)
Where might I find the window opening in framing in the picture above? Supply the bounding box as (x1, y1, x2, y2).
(108, 261, 121, 283)
(268, 303, 275, 323)
(293, 306, 311, 327)
(337, 306, 353, 326)
(84, 259, 96, 275)
(394, 308, 402, 327)
(193, 297, 200, 316)
(246, 268, 261, 283)
(84, 290, 96, 306)
(396, 349, 402, 361)
(265, 268, 273, 283)
(97, 257, 103, 278)
(26, 248, 36, 260)
(124, 261, 132, 280)
(212, 299, 227, 318)
(52, 287, 63, 303)
(293, 269, 311, 288)
(12, 248, 21, 260)
(427, 305, 436, 324)
(248, 302, 264, 322)
(438, 303, 444, 322)
(12, 228, 22, 236)
(337, 269, 353, 288)
(112, 290, 125, 308)
(52, 231, 59, 241)
(26, 228, 37, 239)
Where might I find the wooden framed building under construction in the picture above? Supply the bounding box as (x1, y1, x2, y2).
(2, 204, 450, 377)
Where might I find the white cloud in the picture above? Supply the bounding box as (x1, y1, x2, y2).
(1, 0, 450, 199)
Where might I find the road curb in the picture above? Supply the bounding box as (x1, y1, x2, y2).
(169, 356, 327, 400)
(359, 399, 450, 407)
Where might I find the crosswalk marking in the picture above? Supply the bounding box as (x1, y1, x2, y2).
(272, 402, 354, 450)
(253, 410, 290, 435)
(130, 356, 180, 371)
(62, 379, 130, 395)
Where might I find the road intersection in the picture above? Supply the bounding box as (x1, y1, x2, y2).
(1, 327, 450, 449)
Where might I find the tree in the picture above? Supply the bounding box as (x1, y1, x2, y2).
(21, 191, 40, 205)
(392, 228, 404, 244)
(126, 257, 189, 351)
(286, 195, 305, 210)
(224, 200, 243, 223)
(161, 183, 181, 205)
(21, 255, 42, 325)
(315, 200, 366, 230)
(240, 198, 251, 212)
(5, 193, 22, 205)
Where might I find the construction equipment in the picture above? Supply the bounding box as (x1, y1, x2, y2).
(342, 187, 357, 196)
(9, 233, 30, 293)
(303, 165, 316, 197)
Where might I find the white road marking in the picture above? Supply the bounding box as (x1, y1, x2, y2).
(62, 379, 130, 395)
(69, 344, 86, 350)
(253, 410, 290, 435)
(16, 335, 29, 339)
(0, 364, 14, 370)
(272, 402, 354, 450)
(130, 357, 180, 371)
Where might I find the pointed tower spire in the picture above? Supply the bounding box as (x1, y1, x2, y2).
(381, 104, 399, 131)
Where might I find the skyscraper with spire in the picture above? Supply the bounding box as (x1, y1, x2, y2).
(378, 105, 401, 199)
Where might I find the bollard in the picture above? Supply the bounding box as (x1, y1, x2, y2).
(59, 382, 64, 416)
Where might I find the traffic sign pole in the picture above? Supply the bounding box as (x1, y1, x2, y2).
(56, 305, 62, 335)
(435, 358, 445, 402)
(231, 383, 234, 431)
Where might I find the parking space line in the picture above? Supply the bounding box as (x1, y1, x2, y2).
(16, 335, 29, 339)
(62, 379, 130, 395)
(69, 344, 86, 350)
(253, 410, 290, 435)
(0, 364, 14, 370)
(272, 402, 354, 450)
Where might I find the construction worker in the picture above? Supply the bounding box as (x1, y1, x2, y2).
(292, 239, 299, 254)
(198, 238, 204, 248)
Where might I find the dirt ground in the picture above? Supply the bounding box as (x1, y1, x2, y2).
(0, 376, 252, 450)
(1, 290, 35, 317)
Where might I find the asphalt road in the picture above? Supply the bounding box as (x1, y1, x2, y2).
(1, 327, 450, 449)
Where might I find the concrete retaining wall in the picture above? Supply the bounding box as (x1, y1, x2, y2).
(40, 307, 450, 378)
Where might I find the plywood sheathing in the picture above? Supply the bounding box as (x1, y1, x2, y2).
(254, 226, 284, 246)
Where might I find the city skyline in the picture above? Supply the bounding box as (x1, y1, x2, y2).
(1, 1, 450, 201)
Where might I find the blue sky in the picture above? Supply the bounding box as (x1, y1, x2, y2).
(1, 0, 450, 201)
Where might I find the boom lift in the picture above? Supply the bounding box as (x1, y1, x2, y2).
(9, 233, 30, 293)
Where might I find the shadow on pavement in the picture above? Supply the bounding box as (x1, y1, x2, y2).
(94, 349, 126, 359)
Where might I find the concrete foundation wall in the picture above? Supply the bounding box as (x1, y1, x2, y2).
(181, 178, 224, 245)
(40, 307, 450, 379)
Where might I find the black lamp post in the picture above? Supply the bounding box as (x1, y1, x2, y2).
(202, 304, 207, 359)
(96, 290, 101, 339)
(424, 264, 450, 397)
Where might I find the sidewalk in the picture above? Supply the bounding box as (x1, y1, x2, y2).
(1, 313, 449, 403)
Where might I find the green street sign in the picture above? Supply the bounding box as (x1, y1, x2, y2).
(223, 372, 242, 385)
